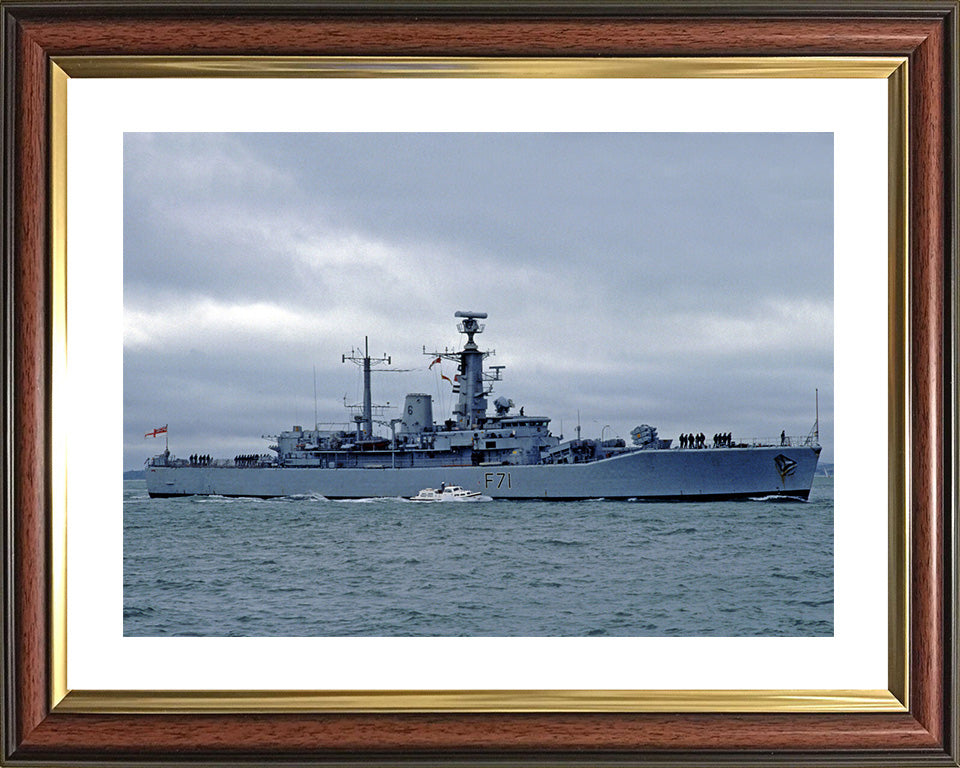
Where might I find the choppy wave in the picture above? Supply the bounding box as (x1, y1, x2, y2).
(192, 494, 264, 504)
(333, 496, 402, 504)
(283, 493, 329, 502)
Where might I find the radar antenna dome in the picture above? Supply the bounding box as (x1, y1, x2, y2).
(454, 311, 488, 319)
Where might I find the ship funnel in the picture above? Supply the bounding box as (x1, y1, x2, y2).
(401, 393, 433, 434)
(455, 311, 488, 319)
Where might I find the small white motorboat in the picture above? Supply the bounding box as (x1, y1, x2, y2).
(409, 484, 483, 501)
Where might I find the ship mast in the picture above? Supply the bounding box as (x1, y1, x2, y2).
(342, 336, 391, 439)
(424, 311, 503, 429)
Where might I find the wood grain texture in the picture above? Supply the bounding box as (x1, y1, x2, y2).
(13, 20, 49, 749)
(16, 16, 943, 56)
(908, 13, 946, 747)
(12, 712, 942, 755)
(3, 4, 955, 764)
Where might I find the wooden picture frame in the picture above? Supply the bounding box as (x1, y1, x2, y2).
(2, 2, 957, 765)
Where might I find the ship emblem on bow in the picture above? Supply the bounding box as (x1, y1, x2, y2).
(774, 454, 798, 483)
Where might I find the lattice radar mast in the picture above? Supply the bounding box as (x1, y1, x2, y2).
(342, 336, 391, 439)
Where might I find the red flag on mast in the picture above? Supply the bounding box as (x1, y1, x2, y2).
(144, 425, 168, 438)
(428, 356, 442, 369)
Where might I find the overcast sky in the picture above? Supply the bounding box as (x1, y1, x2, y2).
(123, 132, 833, 470)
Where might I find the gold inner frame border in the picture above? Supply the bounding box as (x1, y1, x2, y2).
(48, 55, 909, 714)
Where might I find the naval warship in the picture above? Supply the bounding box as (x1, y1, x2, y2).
(145, 311, 821, 500)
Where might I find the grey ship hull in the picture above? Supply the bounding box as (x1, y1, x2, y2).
(146, 445, 820, 501)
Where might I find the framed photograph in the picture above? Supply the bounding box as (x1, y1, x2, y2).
(2, 2, 957, 765)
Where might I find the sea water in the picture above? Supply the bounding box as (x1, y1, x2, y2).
(123, 476, 833, 637)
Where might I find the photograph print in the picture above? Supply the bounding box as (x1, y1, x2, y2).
(123, 132, 833, 638)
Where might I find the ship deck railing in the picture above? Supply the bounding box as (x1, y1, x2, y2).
(673, 435, 819, 449)
(145, 457, 277, 468)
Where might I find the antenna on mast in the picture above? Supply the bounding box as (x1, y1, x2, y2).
(313, 366, 318, 431)
(342, 336, 391, 439)
(815, 388, 819, 443)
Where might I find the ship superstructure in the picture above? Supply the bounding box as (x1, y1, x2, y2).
(145, 311, 822, 500)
